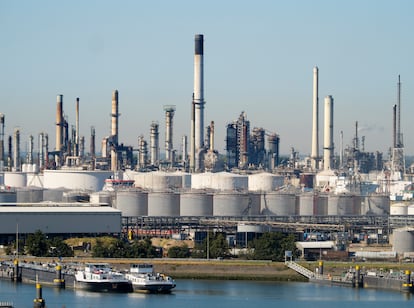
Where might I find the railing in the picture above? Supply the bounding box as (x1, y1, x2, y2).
(285, 261, 315, 279)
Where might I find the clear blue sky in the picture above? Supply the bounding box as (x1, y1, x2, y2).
(1, 0, 414, 157)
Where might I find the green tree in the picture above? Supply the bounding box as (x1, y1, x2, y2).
(48, 237, 74, 257)
(192, 232, 229, 259)
(250, 232, 297, 261)
(26, 230, 49, 257)
(167, 245, 190, 258)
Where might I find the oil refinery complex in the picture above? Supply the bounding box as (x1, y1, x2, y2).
(1, 34, 414, 260)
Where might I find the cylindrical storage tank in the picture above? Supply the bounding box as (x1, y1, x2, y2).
(327, 194, 356, 215)
(191, 172, 248, 191)
(26, 173, 43, 187)
(248, 173, 284, 192)
(133, 172, 183, 191)
(43, 188, 68, 202)
(180, 190, 213, 216)
(248, 192, 261, 215)
(62, 191, 90, 203)
(0, 190, 17, 203)
(260, 192, 296, 216)
(392, 228, 414, 255)
(4, 172, 27, 188)
(43, 170, 113, 192)
(299, 173, 315, 189)
(115, 189, 148, 216)
(299, 193, 315, 216)
(407, 204, 414, 215)
(213, 191, 253, 216)
(362, 195, 390, 215)
(148, 191, 180, 216)
(90, 191, 115, 206)
(16, 187, 43, 203)
(315, 193, 328, 215)
(390, 203, 408, 215)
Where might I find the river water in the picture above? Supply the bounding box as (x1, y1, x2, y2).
(0, 279, 413, 308)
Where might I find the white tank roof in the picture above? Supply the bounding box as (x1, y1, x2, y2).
(191, 172, 248, 191)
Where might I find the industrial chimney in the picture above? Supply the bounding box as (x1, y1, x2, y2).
(193, 34, 205, 172)
(311, 66, 319, 170)
(164, 105, 176, 163)
(323, 95, 334, 171)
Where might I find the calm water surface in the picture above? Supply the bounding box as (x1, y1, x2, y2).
(0, 279, 413, 308)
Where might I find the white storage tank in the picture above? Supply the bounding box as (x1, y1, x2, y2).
(314, 193, 328, 215)
(115, 189, 148, 216)
(298, 193, 315, 216)
(62, 191, 90, 203)
(213, 191, 255, 216)
(192, 172, 248, 191)
(148, 191, 180, 216)
(390, 203, 408, 215)
(407, 204, 414, 215)
(16, 187, 44, 203)
(362, 195, 390, 215)
(392, 227, 414, 254)
(90, 191, 115, 206)
(43, 188, 69, 202)
(133, 171, 183, 190)
(248, 172, 284, 192)
(327, 194, 356, 215)
(43, 170, 113, 192)
(180, 190, 213, 216)
(260, 192, 296, 216)
(4, 172, 27, 188)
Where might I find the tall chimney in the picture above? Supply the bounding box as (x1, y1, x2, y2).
(13, 128, 20, 171)
(0, 113, 4, 171)
(56, 94, 63, 151)
(323, 95, 334, 171)
(75, 97, 80, 156)
(193, 34, 205, 171)
(210, 121, 215, 151)
(311, 66, 319, 170)
(90, 126, 96, 159)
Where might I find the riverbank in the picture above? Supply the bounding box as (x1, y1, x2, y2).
(4, 256, 414, 282)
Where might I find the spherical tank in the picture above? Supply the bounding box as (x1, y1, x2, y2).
(314, 193, 328, 215)
(4, 172, 27, 188)
(248, 173, 284, 192)
(390, 203, 408, 215)
(43, 170, 113, 192)
(299, 173, 315, 189)
(134, 171, 183, 190)
(115, 189, 148, 217)
(327, 194, 356, 215)
(298, 193, 315, 216)
(0, 191, 17, 203)
(392, 228, 414, 254)
(16, 187, 43, 203)
(260, 192, 296, 216)
(90, 191, 115, 206)
(180, 190, 213, 216)
(148, 191, 180, 216)
(362, 195, 390, 215)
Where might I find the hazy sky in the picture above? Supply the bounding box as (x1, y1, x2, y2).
(1, 0, 414, 157)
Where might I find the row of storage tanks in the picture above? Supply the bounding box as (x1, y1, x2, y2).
(0, 170, 390, 217)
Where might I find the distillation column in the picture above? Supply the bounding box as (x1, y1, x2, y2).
(164, 105, 176, 163)
(0, 113, 4, 171)
(323, 95, 334, 171)
(111, 90, 119, 171)
(150, 122, 159, 166)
